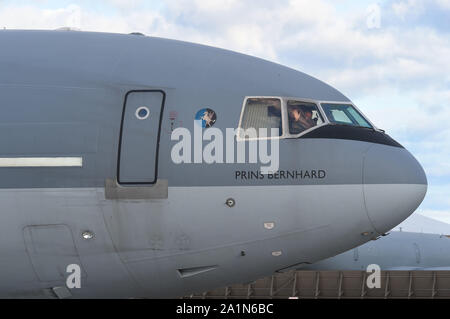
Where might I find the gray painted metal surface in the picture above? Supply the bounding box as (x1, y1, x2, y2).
(302, 231, 450, 271)
(0, 30, 426, 188)
(0, 30, 427, 298)
(105, 178, 168, 199)
(118, 91, 164, 184)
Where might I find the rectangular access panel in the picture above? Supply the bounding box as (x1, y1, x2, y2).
(118, 90, 165, 184)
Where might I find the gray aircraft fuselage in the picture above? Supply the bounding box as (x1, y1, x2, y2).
(0, 30, 426, 298)
(301, 231, 450, 271)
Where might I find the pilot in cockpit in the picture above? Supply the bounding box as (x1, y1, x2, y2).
(288, 105, 315, 134)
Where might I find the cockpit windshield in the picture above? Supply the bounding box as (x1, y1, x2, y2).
(321, 103, 373, 129)
(238, 97, 375, 141)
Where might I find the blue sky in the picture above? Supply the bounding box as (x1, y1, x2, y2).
(0, 0, 449, 225)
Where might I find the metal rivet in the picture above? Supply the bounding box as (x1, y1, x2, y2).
(226, 198, 235, 207)
(81, 231, 94, 240)
(272, 251, 282, 257)
(264, 222, 275, 230)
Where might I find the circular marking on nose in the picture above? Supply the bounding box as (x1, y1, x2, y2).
(136, 106, 150, 120)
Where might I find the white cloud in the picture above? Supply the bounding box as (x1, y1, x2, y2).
(105, 0, 144, 10)
(181, 0, 239, 13)
(392, 0, 425, 20)
(0, 4, 117, 31)
(436, 0, 450, 9)
(392, 0, 450, 19)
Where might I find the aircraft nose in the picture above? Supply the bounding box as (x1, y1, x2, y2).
(363, 143, 427, 234)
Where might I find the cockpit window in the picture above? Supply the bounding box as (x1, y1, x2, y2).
(239, 98, 282, 138)
(287, 101, 324, 135)
(321, 103, 372, 128)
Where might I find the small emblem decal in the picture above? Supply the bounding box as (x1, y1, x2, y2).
(195, 108, 216, 128)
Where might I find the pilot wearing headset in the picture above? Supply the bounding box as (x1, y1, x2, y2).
(288, 105, 315, 134)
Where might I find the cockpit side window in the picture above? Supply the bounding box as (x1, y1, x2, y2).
(287, 101, 324, 135)
(321, 103, 373, 128)
(239, 98, 282, 138)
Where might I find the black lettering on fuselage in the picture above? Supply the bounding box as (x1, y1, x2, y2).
(318, 170, 326, 178)
(234, 170, 327, 180)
